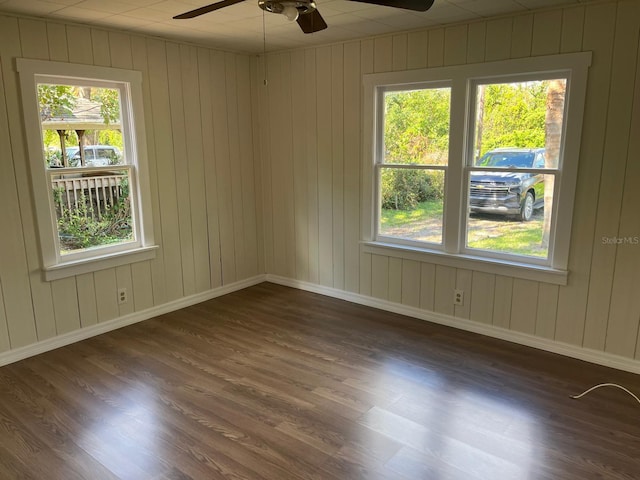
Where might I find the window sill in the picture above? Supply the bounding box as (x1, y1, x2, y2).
(43, 245, 158, 281)
(361, 241, 568, 285)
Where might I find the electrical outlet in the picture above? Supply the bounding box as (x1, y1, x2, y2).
(453, 289, 464, 306)
(118, 288, 128, 305)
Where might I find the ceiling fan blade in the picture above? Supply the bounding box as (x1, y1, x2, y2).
(297, 9, 328, 34)
(347, 0, 434, 12)
(173, 0, 246, 19)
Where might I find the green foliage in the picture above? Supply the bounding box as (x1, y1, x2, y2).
(477, 82, 548, 156)
(37, 85, 76, 120)
(384, 88, 451, 165)
(92, 88, 121, 126)
(381, 169, 444, 210)
(55, 180, 132, 251)
(382, 81, 552, 209)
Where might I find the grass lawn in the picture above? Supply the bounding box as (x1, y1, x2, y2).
(381, 200, 547, 258)
(381, 200, 443, 228)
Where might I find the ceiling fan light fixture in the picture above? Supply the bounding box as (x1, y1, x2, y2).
(282, 4, 299, 21)
(259, 0, 316, 18)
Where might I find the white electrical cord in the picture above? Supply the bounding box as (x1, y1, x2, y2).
(571, 383, 640, 405)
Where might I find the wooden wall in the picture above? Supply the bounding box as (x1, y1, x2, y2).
(258, 1, 640, 361)
(0, 15, 262, 353)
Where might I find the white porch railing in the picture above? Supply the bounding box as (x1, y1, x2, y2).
(51, 174, 127, 219)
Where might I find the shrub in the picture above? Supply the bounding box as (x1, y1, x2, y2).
(381, 169, 444, 210)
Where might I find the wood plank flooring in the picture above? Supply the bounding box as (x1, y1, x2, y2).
(1, 282, 639, 479)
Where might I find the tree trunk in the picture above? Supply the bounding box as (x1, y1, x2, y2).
(542, 80, 566, 247)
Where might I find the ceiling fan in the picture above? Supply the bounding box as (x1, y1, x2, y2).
(174, 0, 436, 34)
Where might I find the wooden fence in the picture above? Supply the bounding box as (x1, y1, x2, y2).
(51, 174, 127, 220)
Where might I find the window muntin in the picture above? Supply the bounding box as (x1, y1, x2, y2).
(377, 86, 450, 246)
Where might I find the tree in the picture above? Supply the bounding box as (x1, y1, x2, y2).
(37, 85, 76, 121)
(542, 80, 566, 246)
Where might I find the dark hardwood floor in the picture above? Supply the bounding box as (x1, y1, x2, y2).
(1, 282, 639, 479)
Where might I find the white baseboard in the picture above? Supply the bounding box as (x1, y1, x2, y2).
(266, 274, 640, 375)
(0, 274, 267, 367)
(5, 272, 639, 376)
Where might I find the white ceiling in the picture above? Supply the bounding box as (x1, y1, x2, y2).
(0, 0, 596, 54)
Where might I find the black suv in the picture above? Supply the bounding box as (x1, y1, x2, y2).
(469, 148, 545, 221)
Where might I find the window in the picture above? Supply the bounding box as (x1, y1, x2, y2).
(17, 59, 156, 280)
(363, 53, 591, 284)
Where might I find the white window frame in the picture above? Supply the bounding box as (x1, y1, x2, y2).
(362, 53, 591, 285)
(17, 59, 157, 281)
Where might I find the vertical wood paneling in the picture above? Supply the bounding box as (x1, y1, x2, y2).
(0, 16, 45, 347)
(511, 14, 534, 58)
(250, 58, 265, 275)
(94, 269, 119, 323)
(331, 45, 345, 290)
(51, 278, 80, 335)
(427, 28, 445, 67)
(305, 49, 319, 284)
(227, 52, 256, 280)
(211, 50, 237, 284)
(316, 47, 333, 286)
(91, 29, 111, 67)
(419, 263, 436, 311)
(510, 279, 539, 335)
(259, 56, 274, 276)
(0, 281, 11, 352)
(407, 30, 428, 69)
(371, 255, 389, 300)
(147, 39, 183, 301)
(19, 19, 48, 59)
(76, 273, 98, 328)
(531, 11, 562, 56)
(373, 36, 393, 72)
(131, 262, 154, 312)
(561, 7, 586, 53)
(536, 283, 558, 339)
(66, 25, 93, 64)
(237, 57, 259, 279)
(392, 34, 408, 71)
(470, 272, 495, 325)
(493, 276, 513, 329)
(343, 41, 361, 294)
(444, 25, 467, 66)
(166, 43, 196, 296)
(46, 23, 68, 62)
(360, 252, 372, 296)
(180, 45, 209, 293)
(434, 265, 455, 315)
(556, 3, 617, 347)
(466, 22, 486, 64)
(108, 31, 133, 69)
(485, 18, 512, 61)
(585, 2, 638, 351)
(388, 257, 402, 304)
(131, 36, 167, 305)
(454, 269, 472, 319)
(291, 50, 309, 282)
(602, 1, 640, 357)
(401, 260, 420, 308)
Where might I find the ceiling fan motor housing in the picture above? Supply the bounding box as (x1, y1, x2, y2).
(259, 0, 317, 15)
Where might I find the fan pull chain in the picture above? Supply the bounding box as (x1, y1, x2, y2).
(262, 9, 268, 86)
